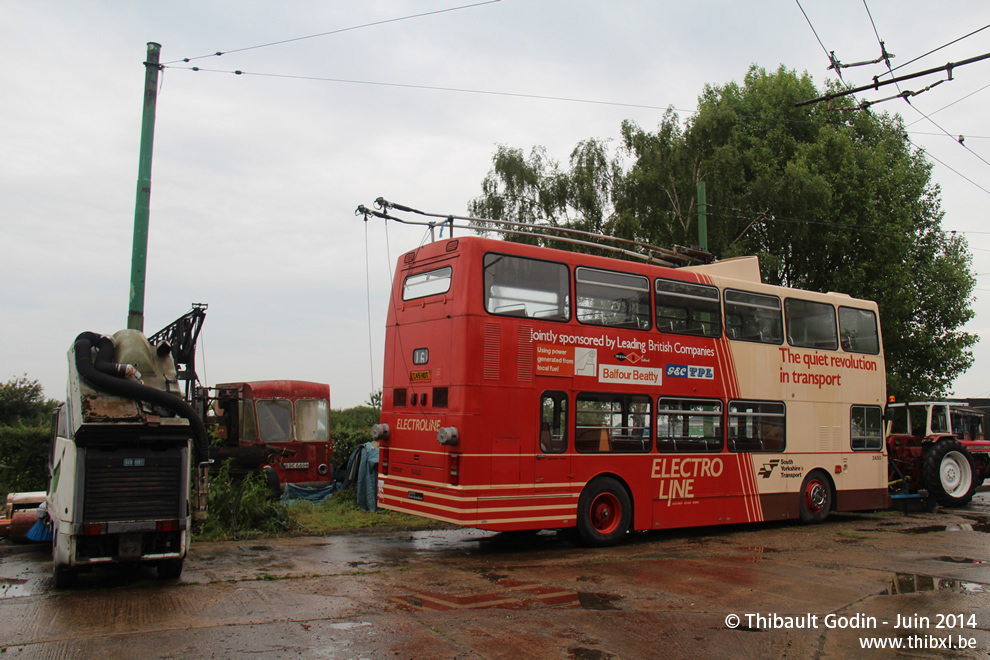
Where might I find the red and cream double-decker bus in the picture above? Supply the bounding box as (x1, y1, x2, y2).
(374, 234, 888, 544)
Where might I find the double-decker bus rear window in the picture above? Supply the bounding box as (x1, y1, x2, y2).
(655, 278, 721, 337)
(724, 290, 782, 344)
(838, 306, 880, 354)
(575, 393, 651, 453)
(785, 298, 838, 350)
(484, 253, 570, 320)
(657, 398, 723, 452)
(851, 405, 883, 450)
(575, 267, 651, 329)
(403, 266, 452, 301)
(728, 400, 785, 452)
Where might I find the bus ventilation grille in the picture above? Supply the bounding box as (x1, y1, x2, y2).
(484, 323, 501, 380)
(518, 325, 533, 382)
(446, 240, 459, 252)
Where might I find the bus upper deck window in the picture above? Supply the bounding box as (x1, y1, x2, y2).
(403, 266, 452, 301)
(655, 278, 721, 337)
(785, 298, 837, 350)
(484, 253, 570, 321)
(838, 306, 880, 354)
(724, 290, 782, 344)
(576, 267, 651, 330)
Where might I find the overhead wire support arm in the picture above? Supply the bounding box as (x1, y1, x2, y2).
(829, 43, 895, 72)
(360, 198, 713, 267)
(795, 51, 990, 107)
(855, 79, 947, 110)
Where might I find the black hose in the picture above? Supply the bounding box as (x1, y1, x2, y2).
(73, 332, 210, 463)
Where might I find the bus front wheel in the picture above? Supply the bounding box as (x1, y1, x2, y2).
(577, 477, 631, 546)
(798, 470, 832, 524)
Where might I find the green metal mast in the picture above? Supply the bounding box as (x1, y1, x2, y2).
(127, 42, 162, 332)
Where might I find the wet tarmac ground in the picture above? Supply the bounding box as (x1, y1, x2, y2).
(1, 493, 989, 659)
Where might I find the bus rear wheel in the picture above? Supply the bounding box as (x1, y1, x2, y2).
(798, 470, 832, 524)
(577, 477, 631, 546)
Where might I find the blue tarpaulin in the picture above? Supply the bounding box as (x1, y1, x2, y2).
(346, 441, 379, 512)
(282, 482, 339, 503)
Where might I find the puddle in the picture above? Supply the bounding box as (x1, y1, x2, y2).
(571, 648, 617, 660)
(0, 577, 31, 598)
(935, 556, 987, 565)
(887, 573, 987, 595)
(393, 581, 622, 611)
(480, 571, 508, 583)
(577, 592, 621, 610)
(898, 522, 990, 534)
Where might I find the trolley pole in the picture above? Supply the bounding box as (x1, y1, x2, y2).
(127, 42, 162, 332)
(696, 181, 708, 251)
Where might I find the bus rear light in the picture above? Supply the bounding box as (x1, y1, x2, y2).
(438, 426, 459, 446)
(157, 519, 179, 532)
(82, 523, 105, 536)
(449, 453, 460, 485)
(380, 447, 389, 475)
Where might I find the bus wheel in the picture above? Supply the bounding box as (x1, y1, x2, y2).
(158, 558, 184, 579)
(52, 531, 76, 589)
(577, 477, 631, 546)
(798, 470, 832, 524)
(923, 439, 976, 507)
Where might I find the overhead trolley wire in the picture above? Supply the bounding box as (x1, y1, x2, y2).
(162, 0, 501, 65)
(880, 23, 990, 78)
(160, 64, 692, 113)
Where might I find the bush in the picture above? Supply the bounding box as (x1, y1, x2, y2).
(0, 375, 59, 499)
(331, 404, 380, 469)
(0, 423, 50, 497)
(196, 460, 287, 540)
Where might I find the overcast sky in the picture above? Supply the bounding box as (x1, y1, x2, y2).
(3, 1, 989, 408)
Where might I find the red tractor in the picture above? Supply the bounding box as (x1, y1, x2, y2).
(886, 401, 990, 507)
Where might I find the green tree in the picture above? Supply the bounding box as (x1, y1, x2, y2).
(0, 375, 61, 497)
(467, 140, 621, 246)
(468, 65, 976, 400)
(331, 399, 380, 470)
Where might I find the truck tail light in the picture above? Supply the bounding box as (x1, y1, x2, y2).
(157, 519, 179, 532)
(379, 447, 389, 476)
(82, 522, 105, 535)
(449, 453, 460, 486)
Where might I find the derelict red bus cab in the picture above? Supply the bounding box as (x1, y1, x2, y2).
(374, 235, 888, 544)
(213, 380, 332, 487)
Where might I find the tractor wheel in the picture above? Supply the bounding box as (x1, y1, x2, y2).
(923, 439, 977, 507)
(798, 470, 833, 523)
(576, 477, 631, 546)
